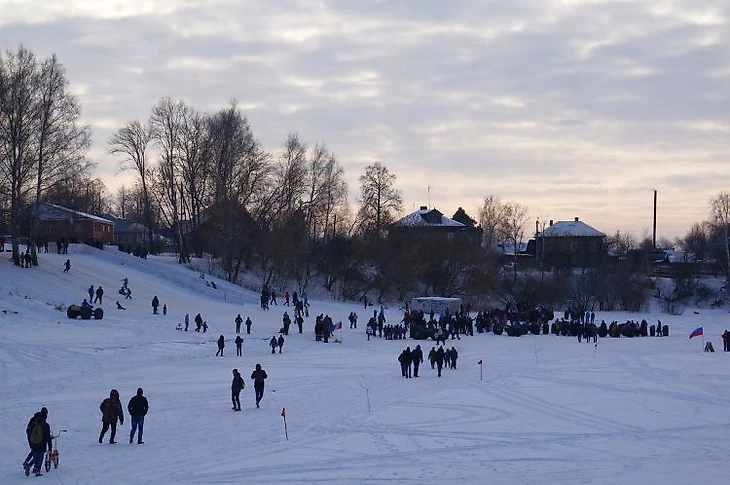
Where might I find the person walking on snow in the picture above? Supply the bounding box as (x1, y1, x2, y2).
(127, 388, 148, 444)
(277, 334, 285, 353)
(151, 296, 160, 314)
(88, 285, 95, 302)
(23, 407, 50, 476)
(94, 286, 104, 304)
(99, 389, 124, 444)
(63, 259, 71, 272)
(235, 314, 243, 334)
(216, 335, 225, 357)
(269, 336, 277, 354)
(231, 369, 245, 411)
(412, 344, 424, 377)
(245, 316, 252, 334)
(25, 410, 51, 476)
(435, 346, 445, 377)
(235, 335, 243, 356)
(251, 364, 268, 408)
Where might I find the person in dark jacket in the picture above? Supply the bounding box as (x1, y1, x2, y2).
(94, 286, 104, 304)
(398, 347, 412, 378)
(216, 335, 225, 357)
(449, 347, 459, 369)
(99, 389, 124, 444)
(195, 313, 203, 332)
(411, 345, 424, 377)
(245, 316, 253, 334)
(231, 369, 245, 411)
(152, 296, 160, 314)
(127, 388, 149, 444)
(435, 346, 445, 377)
(235, 335, 243, 356)
(235, 314, 243, 334)
(428, 346, 436, 369)
(25, 411, 51, 476)
(269, 336, 277, 354)
(277, 335, 285, 353)
(23, 407, 51, 476)
(251, 364, 268, 408)
(63, 258, 71, 272)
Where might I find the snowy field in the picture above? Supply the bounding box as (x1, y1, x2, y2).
(1, 245, 729, 485)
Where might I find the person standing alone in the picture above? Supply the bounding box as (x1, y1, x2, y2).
(231, 369, 245, 411)
(127, 388, 149, 444)
(251, 364, 268, 408)
(216, 335, 225, 357)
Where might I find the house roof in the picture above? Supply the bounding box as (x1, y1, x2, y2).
(540, 219, 605, 238)
(38, 203, 115, 225)
(392, 208, 465, 228)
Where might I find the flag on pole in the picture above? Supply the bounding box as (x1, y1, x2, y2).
(689, 326, 704, 339)
(477, 359, 483, 365)
(281, 407, 286, 418)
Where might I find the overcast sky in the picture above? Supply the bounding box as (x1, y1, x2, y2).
(2, 0, 729, 240)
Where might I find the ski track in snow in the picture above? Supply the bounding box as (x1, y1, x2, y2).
(0, 245, 729, 484)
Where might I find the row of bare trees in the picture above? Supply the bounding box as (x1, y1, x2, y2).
(0, 46, 92, 266)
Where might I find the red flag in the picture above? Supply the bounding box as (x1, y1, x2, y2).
(477, 359, 483, 365)
(281, 407, 286, 418)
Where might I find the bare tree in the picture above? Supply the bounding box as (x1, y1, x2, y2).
(711, 191, 730, 281)
(29, 53, 92, 264)
(679, 222, 710, 262)
(356, 162, 402, 234)
(150, 97, 188, 262)
(479, 195, 506, 250)
(605, 230, 636, 258)
(0, 47, 41, 265)
(501, 202, 529, 279)
(0, 46, 91, 265)
(109, 120, 154, 250)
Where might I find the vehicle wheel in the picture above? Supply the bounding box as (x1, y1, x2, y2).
(93, 308, 104, 320)
(44, 454, 51, 472)
(53, 454, 58, 469)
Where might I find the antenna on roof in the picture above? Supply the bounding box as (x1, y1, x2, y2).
(427, 186, 431, 209)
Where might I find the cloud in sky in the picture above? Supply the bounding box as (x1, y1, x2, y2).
(1, 0, 728, 240)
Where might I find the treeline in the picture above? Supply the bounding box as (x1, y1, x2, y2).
(3, 46, 730, 312)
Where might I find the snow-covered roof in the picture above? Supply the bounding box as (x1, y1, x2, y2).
(40, 203, 115, 225)
(392, 208, 465, 227)
(540, 219, 605, 238)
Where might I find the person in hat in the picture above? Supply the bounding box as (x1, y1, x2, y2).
(23, 407, 50, 476)
(99, 389, 124, 444)
(231, 369, 245, 411)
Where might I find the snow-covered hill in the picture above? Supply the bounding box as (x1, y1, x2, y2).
(1, 245, 729, 484)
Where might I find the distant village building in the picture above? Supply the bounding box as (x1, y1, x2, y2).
(534, 217, 606, 268)
(389, 206, 482, 247)
(34, 203, 115, 244)
(102, 214, 148, 248)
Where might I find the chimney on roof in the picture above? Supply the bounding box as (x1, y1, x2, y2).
(549, 220, 553, 226)
(574, 217, 579, 222)
(419, 205, 427, 210)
